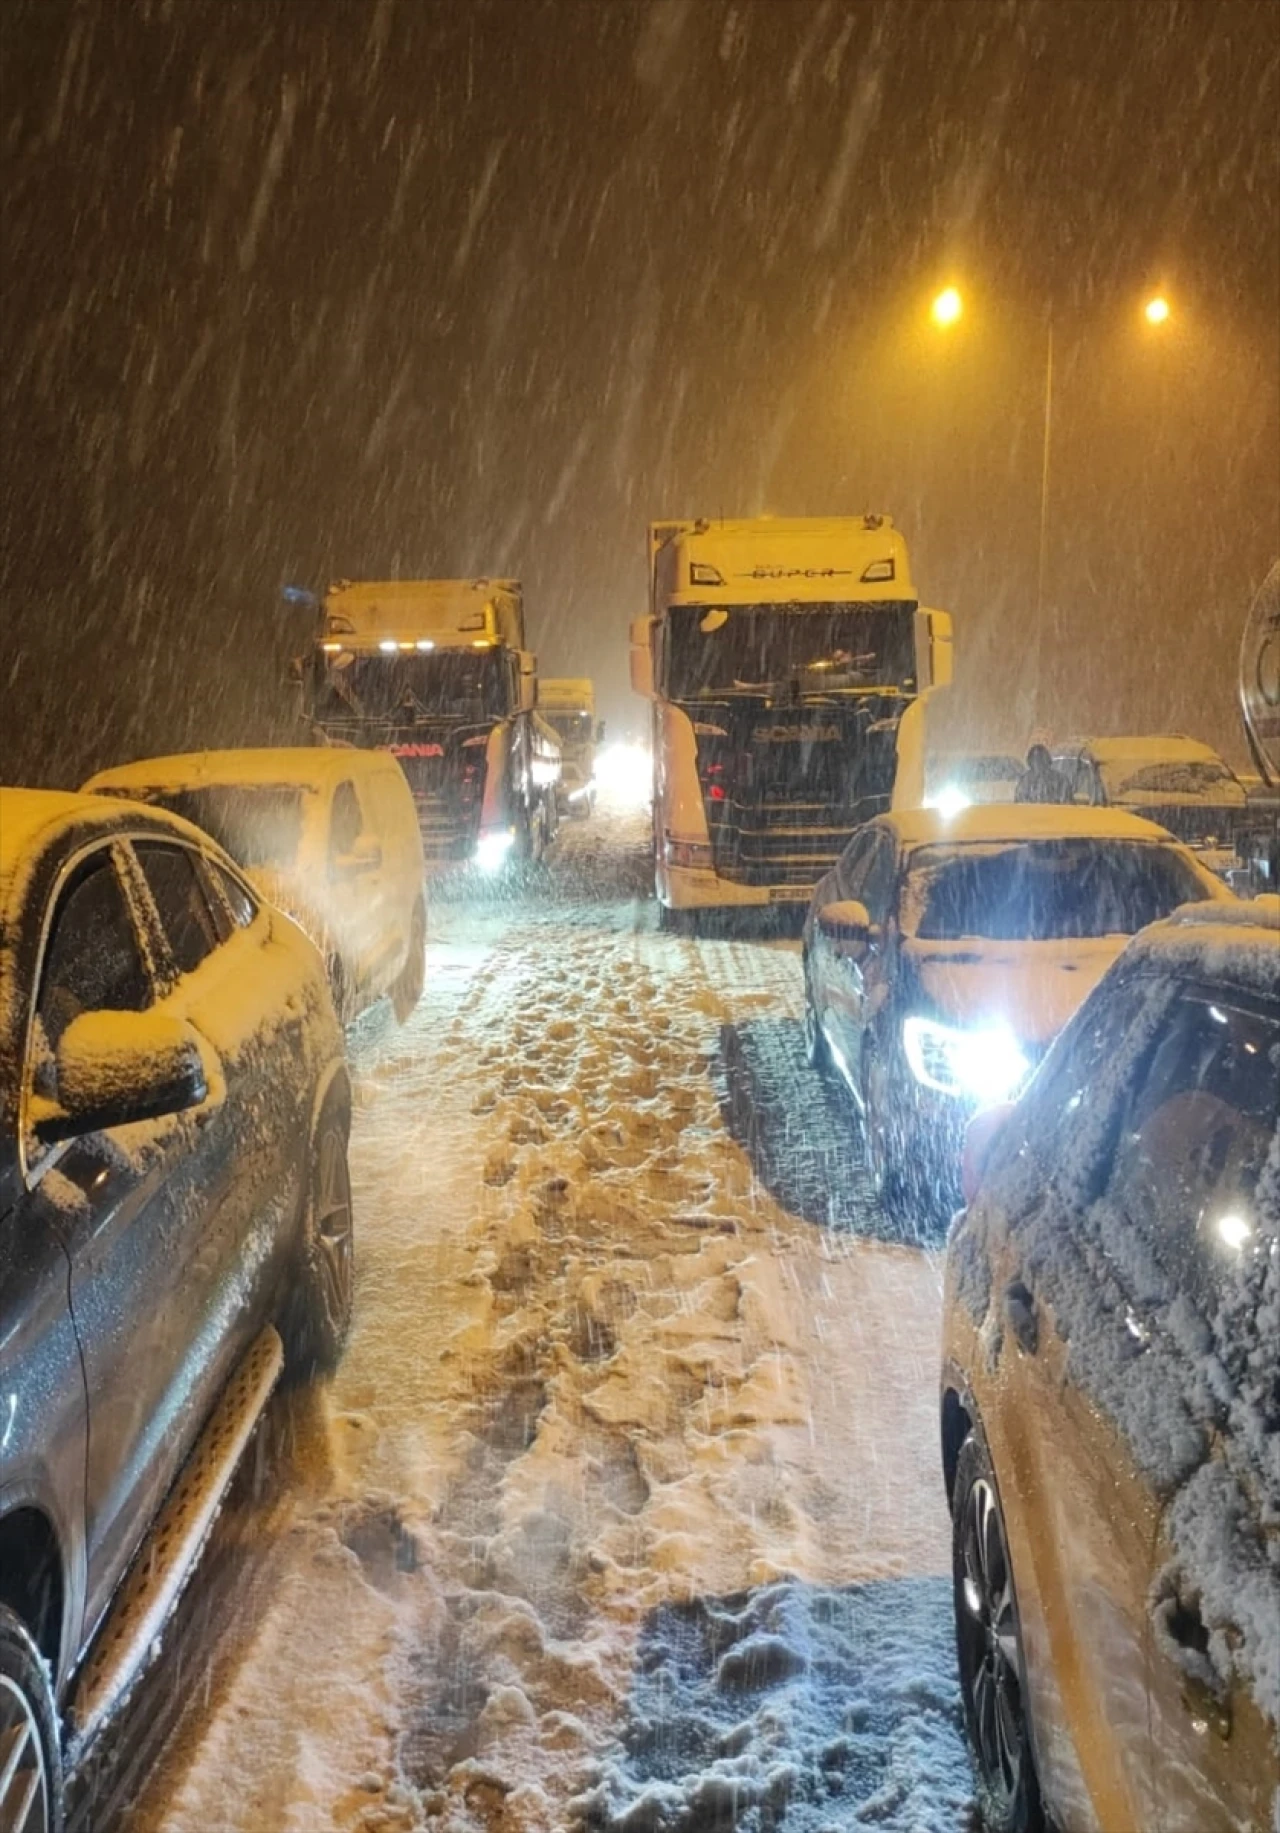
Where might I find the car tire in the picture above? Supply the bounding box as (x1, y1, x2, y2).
(0, 1603, 63, 1833)
(283, 1098, 355, 1380)
(951, 1435, 1045, 1833)
(391, 901, 426, 1024)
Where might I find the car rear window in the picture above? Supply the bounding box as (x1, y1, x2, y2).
(148, 785, 306, 869)
(906, 839, 1212, 942)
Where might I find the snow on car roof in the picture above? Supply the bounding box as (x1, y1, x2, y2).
(1068, 734, 1222, 765)
(1123, 896, 1280, 999)
(83, 747, 391, 795)
(0, 788, 112, 896)
(0, 785, 231, 936)
(885, 803, 1184, 850)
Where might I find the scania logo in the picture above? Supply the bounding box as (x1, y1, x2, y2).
(388, 742, 445, 757)
(752, 724, 842, 743)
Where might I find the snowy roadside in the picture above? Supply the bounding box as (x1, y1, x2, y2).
(91, 810, 972, 1833)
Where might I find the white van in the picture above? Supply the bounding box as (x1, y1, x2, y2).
(84, 748, 427, 1023)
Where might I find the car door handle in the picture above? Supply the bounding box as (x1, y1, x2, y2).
(1003, 1281, 1039, 1356)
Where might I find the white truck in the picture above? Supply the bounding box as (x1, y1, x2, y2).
(538, 677, 602, 817)
(631, 515, 953, 923)
(303, 578, 561, 871)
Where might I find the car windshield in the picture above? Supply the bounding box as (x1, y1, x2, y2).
(142, 785, 307, 869)
(1107, 759, 1239, 798)
(926, 755, 1024, 799)
(905, 838, 1212, 941)
(312, 648, 512, 723)
(663, 602, 917, 700)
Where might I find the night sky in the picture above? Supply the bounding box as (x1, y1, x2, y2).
(2, 0, 1277, 786)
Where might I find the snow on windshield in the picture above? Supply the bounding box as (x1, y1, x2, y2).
(1110, 760, 1240, 799)
(904, 838, 1212, 942)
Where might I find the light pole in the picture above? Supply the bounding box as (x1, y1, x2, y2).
(929, 285, 1174, 653)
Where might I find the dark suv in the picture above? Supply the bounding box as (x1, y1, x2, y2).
(0, 790, 355, 1831)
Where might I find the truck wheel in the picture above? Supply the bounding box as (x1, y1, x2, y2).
(0, 1603, 63, 1833)
(658, 904, 698, 936)
(391, 901, 426, 1023)
(283, 1097, 355, 1380)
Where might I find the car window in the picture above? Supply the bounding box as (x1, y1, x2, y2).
(836, 831, 872, 898)
(36, 849, 151, 1052)
(212, 860, 256, 928)
(330, 782, 363, 860)
(134, 843, 222, 977)
(986, 970, 1168, 1208)
(858, 834, 898, 925)
(1101, 992, 1280, 1308)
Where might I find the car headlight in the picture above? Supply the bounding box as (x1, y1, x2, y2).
(902, 1015, 1030, 1103)
(475, 829, 516, 872)
(923, 784, 971, 818)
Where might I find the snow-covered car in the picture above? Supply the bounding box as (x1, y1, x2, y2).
(1046, 735, 1255, 885)
(0, 788, 354, 1827)
(802, 805, 1230, 1225)
(940, 896, 1279, 1833)
(84, 747, 426, 1024)
(925, 751, 1026, 814)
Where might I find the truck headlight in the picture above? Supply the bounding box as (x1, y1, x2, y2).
(476, 829, 516, 873)
(903, 1016, 1029, 1103)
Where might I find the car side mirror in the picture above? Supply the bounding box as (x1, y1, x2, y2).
(817, 899, 874, 957)
(35, 1009, 208, 1144)
(961, 1100, 1017, 1205)
(332, 835, 382, 878)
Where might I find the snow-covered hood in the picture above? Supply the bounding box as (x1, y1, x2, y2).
(904, 934, 1127, 1049)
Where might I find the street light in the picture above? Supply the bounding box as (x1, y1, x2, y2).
(927, 283, 1177, 692)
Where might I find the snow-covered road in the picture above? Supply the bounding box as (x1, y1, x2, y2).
(77, 810, 974, 1833)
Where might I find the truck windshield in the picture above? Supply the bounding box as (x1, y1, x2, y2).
(312, 649, 512, 723)
(663, 603, 916, 700)
(544, 710, 593, 746)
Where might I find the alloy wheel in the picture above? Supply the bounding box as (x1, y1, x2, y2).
(0, 1674, 51, 1833)
(313, 1126, 354, 1335)
(957, 1475, 1028, 1813)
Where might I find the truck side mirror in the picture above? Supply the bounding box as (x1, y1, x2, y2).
(630, 616, 654, 699)
(918, 608, 954, 690)
(517, 652, 537, 714)
(596, 720, 606, 744)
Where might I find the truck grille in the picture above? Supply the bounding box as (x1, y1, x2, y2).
(686, 698, 902, 890)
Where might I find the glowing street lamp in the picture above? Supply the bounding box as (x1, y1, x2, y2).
(1144, 294, 1171, 326)
(931, 286, 963, 328)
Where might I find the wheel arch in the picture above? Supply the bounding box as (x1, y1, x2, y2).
(309, 1057, 352, 1146)
(0, 1505, 67, 1679)
(940, 1361, 983, 1510)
